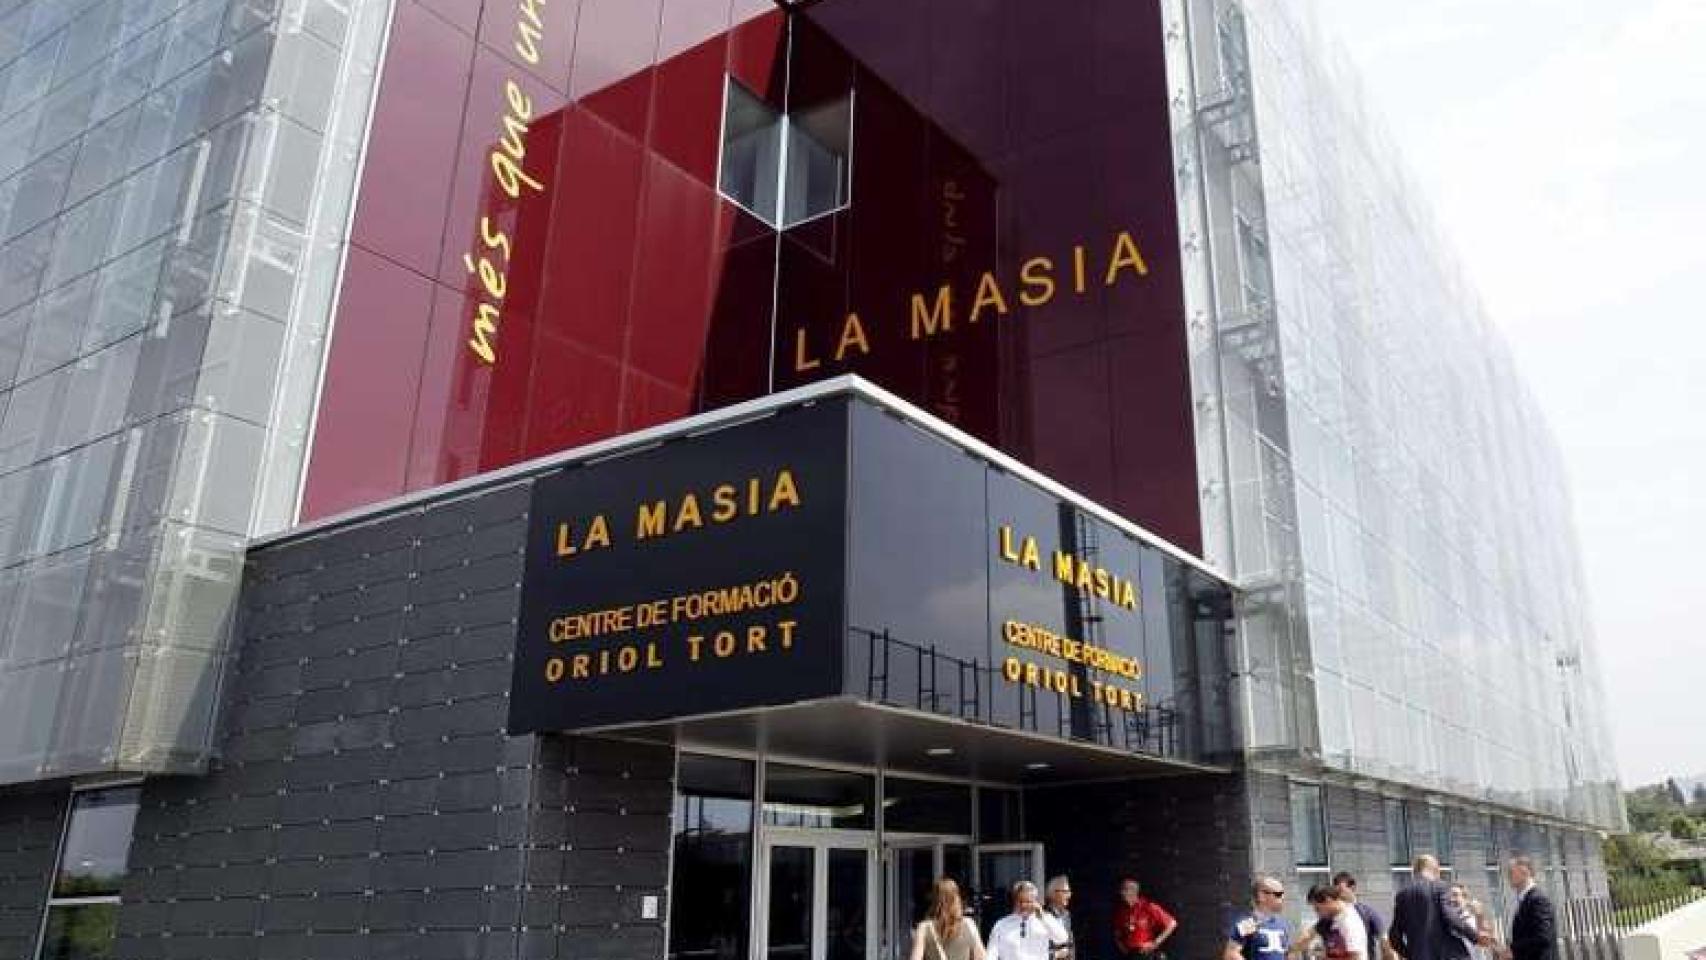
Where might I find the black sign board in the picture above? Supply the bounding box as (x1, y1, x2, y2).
(507, 402, 849, 733)
(508, 393, 1234, 765)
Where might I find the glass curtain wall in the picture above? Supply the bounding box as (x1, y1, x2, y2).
(1167, 0, 1621, 828)
(0, 0, 394, 784)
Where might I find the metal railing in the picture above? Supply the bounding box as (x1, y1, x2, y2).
(1611, 887, 1706, 932)
(851, 626, 1189, 762)
(1550, 888, 1706, 960)
(1558, 896, 1624, 960)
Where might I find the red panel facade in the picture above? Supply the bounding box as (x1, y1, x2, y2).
(304, 0, 1203, 554)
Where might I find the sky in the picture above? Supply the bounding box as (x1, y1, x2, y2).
(1304, 0, 1706, 790)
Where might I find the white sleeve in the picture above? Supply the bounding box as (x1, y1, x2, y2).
(1041, 914, 1068, 943)
(1340, 909, 1369, 959)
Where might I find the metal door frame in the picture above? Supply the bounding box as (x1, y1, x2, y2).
(882, 835, 975, 960)
(756, 829, 880, 960)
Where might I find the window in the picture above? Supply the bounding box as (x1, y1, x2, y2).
(1430, 805, 1453, 865)
(977, 787, 1023, 843)
(37, 786, 140, 960)
(883, 777, 971, 835)
(1385, 799, 1410, 866)
(718, 77, 851, 229)
(1290, 782, 1328, 867)
(780, 93, 850, 226)
(1484, 866, 1505, 929)
(669, 755, 755, 960)
(718, 81, 783, 223)
(762, 763, 874, 830)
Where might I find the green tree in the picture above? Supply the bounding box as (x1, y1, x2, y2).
(1606, 832, 1667, 872)
(1628, 784, 1684, 832)
(1604, 832, 1693, 908)
(1691, 783, 1706, 814)
(1667, 778, 1688, 806)
(1670, 815, 1700, 841)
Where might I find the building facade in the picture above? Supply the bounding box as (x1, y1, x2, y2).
(0, 1, 1622, 959)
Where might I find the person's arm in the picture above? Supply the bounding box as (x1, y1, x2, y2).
(1145, 904, 1178, 953)
(909, 923, 929, 960)
(1288, 925, 1319, 958)
(1467, 902, 1496, 949)
(1226, 917, 1256, 960)
(1040, 912, 1069, 958)
(1154, 917, 1179, 952)
(1433, 887, 1480, 944)
(968, 919, 988, 960)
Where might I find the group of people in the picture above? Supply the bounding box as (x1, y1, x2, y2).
(905, 875, 1176, 960)
(905, 856, 1557, 960)
(1228, 856, 1558, 960)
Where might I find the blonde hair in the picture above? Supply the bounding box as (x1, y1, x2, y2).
(930, 879, 965, 944)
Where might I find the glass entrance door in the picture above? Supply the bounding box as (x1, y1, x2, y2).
(884, 840, 975, 960)
(761, 835, 877, 960)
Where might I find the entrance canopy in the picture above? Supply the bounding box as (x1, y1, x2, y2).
(608, 698, 1229, 784)
(506, 378, 1238, 773)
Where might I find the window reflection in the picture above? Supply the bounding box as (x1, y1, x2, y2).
(1290, 782, 1327, 867)
(718, 76, 851, 229)
(39, 786, 139, 960)
(1430, 805, 1452, 864)
(670, 755, 755, 960)
(782, 93, 850, 226)
(763, 763, 873, 830)
(37, 902, 118, 960)
(977, 787, 1022, 842)
(1385, 798, 1410, 866)
(719, 80, 784, 223)
(53, 787, 139, 898)
(883, 777, 971, 835)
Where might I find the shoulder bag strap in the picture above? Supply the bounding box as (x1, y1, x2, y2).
(925, 921, 946, 960)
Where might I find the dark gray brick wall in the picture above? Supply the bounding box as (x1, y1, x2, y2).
(1242, 772, 1613, 947)
(108, 479, 675, 960)
(1027, 771, 1254, 960)
(0, 785, 65, 960)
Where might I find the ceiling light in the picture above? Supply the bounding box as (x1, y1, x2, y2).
(1025, 762, 1051, 770)
(926, 747, 954, 757)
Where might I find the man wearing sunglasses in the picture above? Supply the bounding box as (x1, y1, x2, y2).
(989, 880, 1070, 960)
(1224, 878, 1293, 960)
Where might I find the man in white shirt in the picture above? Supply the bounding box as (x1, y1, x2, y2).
(1305, 884, 1369, 960)
(988, 881, 1070, 960)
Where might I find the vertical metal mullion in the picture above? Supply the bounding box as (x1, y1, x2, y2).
(751, 757, 769, 960)
(813, 844, 829, 960)
(764, 13, 797, 392)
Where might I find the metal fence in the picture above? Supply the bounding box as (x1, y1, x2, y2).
(1557, 888, 1706, 960)
(1560, 896, 1624, 960)
(1611, 887, 1706, 932)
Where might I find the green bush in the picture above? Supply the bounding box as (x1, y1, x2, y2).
(1610, 868, 1692, 908)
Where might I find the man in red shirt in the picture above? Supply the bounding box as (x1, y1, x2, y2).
(1114, 878, 1179, 959)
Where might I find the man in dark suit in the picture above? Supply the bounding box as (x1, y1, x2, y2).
(1389, 855, 1484, 960)
(1502, 857, 1556, 960)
